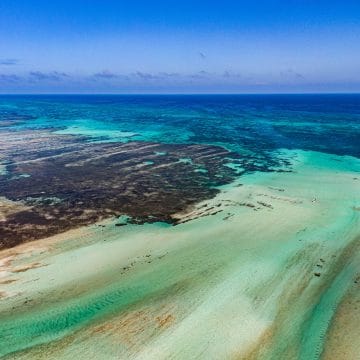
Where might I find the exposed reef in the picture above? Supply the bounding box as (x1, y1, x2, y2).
(0, 125, 293, 249)
(0, 130, 246, 248)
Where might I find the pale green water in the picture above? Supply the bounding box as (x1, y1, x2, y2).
(0, 150, 359, 359)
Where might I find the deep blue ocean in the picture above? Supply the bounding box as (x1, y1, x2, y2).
(0, 94, 359, 158)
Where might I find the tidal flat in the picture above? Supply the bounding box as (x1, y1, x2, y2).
(0, 95, 359, 359)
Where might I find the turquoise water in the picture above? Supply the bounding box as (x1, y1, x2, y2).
(1, 94, 359, 158)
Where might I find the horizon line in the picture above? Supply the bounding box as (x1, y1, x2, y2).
(0, 92, 360, 96)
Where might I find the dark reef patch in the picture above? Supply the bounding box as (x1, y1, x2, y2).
(0, 127, 291, 249)
(0, 130, 242, 248)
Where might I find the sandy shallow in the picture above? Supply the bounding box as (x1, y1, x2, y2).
(0, 149, 359, 359)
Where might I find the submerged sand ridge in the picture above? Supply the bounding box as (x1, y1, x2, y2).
(0, 150, 359, 359)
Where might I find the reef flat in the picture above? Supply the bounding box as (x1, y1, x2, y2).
(0, 95, 359, 359)
(0, 129, 243, 248)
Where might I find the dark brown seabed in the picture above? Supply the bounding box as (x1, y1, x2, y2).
(0, 128, 245, 248)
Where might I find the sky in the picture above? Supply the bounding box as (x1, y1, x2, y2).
(0, 0, 360, 94)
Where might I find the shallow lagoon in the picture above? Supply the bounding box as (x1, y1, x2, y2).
(0, 95, 359, 359)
